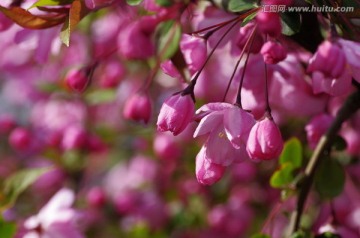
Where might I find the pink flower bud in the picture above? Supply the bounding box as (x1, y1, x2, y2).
(0, 12, 12, 32)
(236, 23, 264, 54)
(160, 60, 182, 79)
(256, 12, 282, 38)
(65, 68, 89, 93)
(85, 0, 114, 9)
(180, 34, 207, 72)
(123, 92, 152, 124)
(246, 118, 283, 160)
(61, 126, 87, 151)
(260, 41, 287, 64)
(9, 127, 31, 151)
(157, 94, 194, 136)
(87, 187, 106, 208)
(308, 40, 347, 78)
(0, 115, 16, 135)
(196, 147, 225, 185)
(305, 114, 333, 150)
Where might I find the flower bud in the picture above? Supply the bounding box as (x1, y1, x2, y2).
(157, 94, 194, 136)
(196, 146, 225, 185)
(9, 127, 31, 151)
(260, 41, 287, 64)
(87, 187, 106, 208)
(123, 92, 152, 124)
(65, 68, 89, 93)
(256, 12, 282, 38)
(236, 23, 264, 54)
(308, 40, 347, 78)
(246, 118, 283, 160)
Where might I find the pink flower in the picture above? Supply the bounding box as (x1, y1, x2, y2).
(256, 12, 282, 38)
(194, 103, 255, 165)
(234, 22, 264, 54)
(305, 114, 333, 149)
(9, 127, 31, 152)
(65, 68, 89, 93)
(261, 41, 287, 64)
(308, 40, 347, 79)
(246, 118, 283, 160)
(338, 39, 360, 84)
(180, 34, 207, 73)
(311, 70, 352, 96)
(157, 94, 195, 136)
(195, 146, 225, 185)
(153, 132, 181, 161)
(123, 92, 152, 124)
(23, 188, 84, 238)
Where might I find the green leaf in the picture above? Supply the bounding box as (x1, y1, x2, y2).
(0, 167, 52, 210)
(270, 163, 294, 188)
(29, 0, 73, 9)
(60, 0, 88, 46)
(251, 233, 271, 238)
(280, 137, 302, 168)
(280, 12, 301, 36)
(241, 10, 257, 26)
(157, 20, 182, 61)
(315, 232, 342, 238)
(228, 0, 257, 12)
(85, 89, 117, 105)
(0, 219, 16, 238)
(155, 0, 173, 7)
(315, 157, 345, 199)
(126, 0, 143, 5)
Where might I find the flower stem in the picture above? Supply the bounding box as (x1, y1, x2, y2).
(289, 89, 360, 235)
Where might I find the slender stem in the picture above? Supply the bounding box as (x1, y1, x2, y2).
(235, 25, 257, 107)
(191, 16, 241, 35)
(222, 24, 257, 102)
(264, 57, 272, 119)
(182, 18, 242, 101)
(289, 89, 360, 234)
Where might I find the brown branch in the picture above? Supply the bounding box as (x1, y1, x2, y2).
(289, 89, 360, 235)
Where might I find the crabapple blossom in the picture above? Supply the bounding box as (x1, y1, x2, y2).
(246, 117, 283, 160)
(157, 93, 195, 135)
(86, 187, 106, 208)
(123, 92, 152, 124)
(256, 12, 282, 38)
(194, 103, 255, 165)
(308, 40, 347, 79)
(23, 188, 84, 238)
(9, 127, 31, 152)
(65, 68, 89, 93)
(195, 146, 225, 185)
(261, 41, 287, 64)
(338, 39, 360, 83)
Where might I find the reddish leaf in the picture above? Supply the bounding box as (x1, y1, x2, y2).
(60, 0, 88, 46)
(0, 6, 66, 29)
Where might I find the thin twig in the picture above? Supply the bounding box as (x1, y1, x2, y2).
(289, 89, 360, 234)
